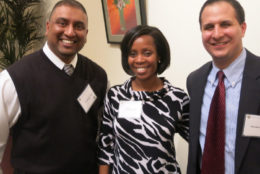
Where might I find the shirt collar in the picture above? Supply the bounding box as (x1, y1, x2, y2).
(208, 48, 246, 88)
(43, 42, 78, 70)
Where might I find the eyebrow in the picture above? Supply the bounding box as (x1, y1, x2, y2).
(55, 17, 86, 25)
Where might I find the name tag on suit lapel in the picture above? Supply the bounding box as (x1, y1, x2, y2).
(77, 85, 97, 114)
(242, 114, 260, 137)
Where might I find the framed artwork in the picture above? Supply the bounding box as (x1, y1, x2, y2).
(101, 0, 146, 43)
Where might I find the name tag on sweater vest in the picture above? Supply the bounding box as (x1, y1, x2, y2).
(78, 85, 97, 113)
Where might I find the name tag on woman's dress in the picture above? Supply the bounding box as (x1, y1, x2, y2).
(118, 101, 142, 119)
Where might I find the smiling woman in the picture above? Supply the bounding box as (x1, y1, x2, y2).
(98, 25, 190, 174)
(127, 35, 161, 91)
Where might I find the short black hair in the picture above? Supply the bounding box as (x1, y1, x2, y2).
(120, 25, 170, 75)
(49, 0, 87, 20)
(199, 0, 245, 27)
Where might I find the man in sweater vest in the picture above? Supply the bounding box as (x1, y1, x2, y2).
(0, 0, 107, 173)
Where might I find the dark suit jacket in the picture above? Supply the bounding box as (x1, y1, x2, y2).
(186, 50, 260, 174)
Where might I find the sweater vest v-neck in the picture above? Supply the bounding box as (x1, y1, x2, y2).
(7, 50, 107, 173)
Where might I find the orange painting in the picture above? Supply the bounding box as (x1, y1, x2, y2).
(107, 0, 137, 35)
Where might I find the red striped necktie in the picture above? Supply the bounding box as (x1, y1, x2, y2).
(202, 71, 225, 174)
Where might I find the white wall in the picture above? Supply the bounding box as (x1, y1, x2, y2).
(47, 0, 260, 173)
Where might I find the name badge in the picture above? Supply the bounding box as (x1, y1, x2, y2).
(118, 101, 142, 119)
(77, 85, 97, 114)
(242, 114, 260, 137)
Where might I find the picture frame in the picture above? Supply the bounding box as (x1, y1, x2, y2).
(101, 0, 147, 43)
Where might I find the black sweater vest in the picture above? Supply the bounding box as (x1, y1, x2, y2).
(7, 50, 107, 173)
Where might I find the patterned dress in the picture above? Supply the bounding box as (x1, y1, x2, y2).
(98, 78, 189, 174)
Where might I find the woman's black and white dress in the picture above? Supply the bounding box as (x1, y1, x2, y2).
(98, 78, 189, 174)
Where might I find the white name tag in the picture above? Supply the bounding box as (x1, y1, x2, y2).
(242, 114, 260, 137)
(118, 101, 142, 119)
(77, 85, 97, 114)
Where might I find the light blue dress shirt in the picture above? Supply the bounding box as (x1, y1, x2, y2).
(200, 48, 246, 174)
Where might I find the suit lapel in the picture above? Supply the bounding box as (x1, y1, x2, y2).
(235, 50, 260, 173)
(190, 62, 212, 161)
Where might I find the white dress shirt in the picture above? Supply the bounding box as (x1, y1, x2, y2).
(0, 42, 77, 171)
